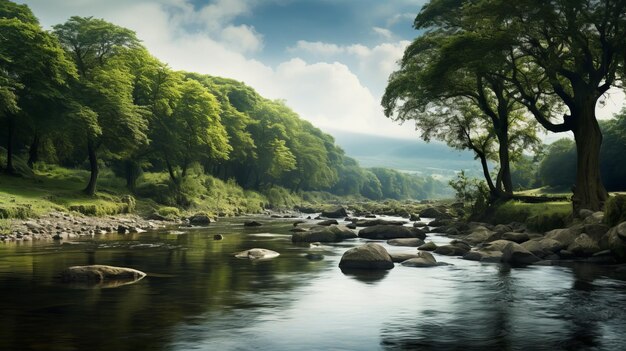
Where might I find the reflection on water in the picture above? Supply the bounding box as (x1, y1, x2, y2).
(1, 216, 626, 351)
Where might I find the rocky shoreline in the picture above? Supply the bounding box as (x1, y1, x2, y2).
(1, 212, 176, 242)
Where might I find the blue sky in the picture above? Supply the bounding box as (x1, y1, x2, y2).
(19, 0, 623, 140)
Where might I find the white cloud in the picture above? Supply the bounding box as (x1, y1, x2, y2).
(220, 24, 264, 53)
(373, 26, 393, 39)
(287, 40, 344, 56)
(386, 13, 416, 27)
(19, 0, 420, 138)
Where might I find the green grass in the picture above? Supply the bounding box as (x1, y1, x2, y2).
(488, 200, 572, 232)
(0, 165, 136, 218)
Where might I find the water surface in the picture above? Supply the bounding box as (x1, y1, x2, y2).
(1, 216, 625, 351)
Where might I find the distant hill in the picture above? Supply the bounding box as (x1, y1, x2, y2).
(329, 130, 483, 180)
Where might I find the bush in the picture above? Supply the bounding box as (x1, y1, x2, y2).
(156, 206, 181, 219)
(605, 195, 626, 227)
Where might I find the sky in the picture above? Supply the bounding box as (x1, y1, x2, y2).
(18, 0, 626, 141)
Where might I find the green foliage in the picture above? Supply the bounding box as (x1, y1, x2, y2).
(448, 170, 489, 215)
(156, 206, 181, 219)
(490, 201, 571, 232)
(0, 0, 454, 218)
(605, 195, 626, 227)
(539, 139, 576, 188)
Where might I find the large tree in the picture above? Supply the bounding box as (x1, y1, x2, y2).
(0, 1, 76, 174)
(413, 0, 626, 212)
(53, 16, 147, 195)
(383, 32, 539, 200)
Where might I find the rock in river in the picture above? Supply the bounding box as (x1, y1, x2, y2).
(401, 251, 448, 267)
(387, 238, 425, 247)
(321, 207, 348, 218)
(189, 213, 212, 226)
(358, 225, 426, 240)
(234, 248, 280, 260)
(61, 265, 146, 284)
(243, 220, 263, 227)
(292, 225, 356, 243)
(317, 219, 339, 226)
(339, 243, 394, 270)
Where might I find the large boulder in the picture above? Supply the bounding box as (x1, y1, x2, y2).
(243, 220, 262, 227)
(418, 241, 438, 251)
(462, 250, 503, 263)
(189, 213, 212, 226)
(521, 238, 563, 258)
(606, 222, 626, 261)
(61, 265, 146, 283)
(292, 225, 356, 243)
(483, 239, 517, 252)
(545, 225, 584, 247)
(354, 219, 407, 227)
(501, 232, 530, 244)
(583, 223, 610, 242)
(583, 211, 604, 225)
(338, 243, 394, 270)
(401, 251, 443, 267)
(434, 241, 470, 256)
(464, 226, 494, 245)
(501, 242, 540, 265)
(358, 225, 426, 240)
(567, 233, 600, 257)
(317, 219, 338, 226)
(234, 248, 280, 260)
(419, 207, 452, 220)
(387, 238, 425, 247)
(389, 252, 420, 263)
(321, 207, 348, 218)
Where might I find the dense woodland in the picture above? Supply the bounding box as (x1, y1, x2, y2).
(0, 0, 449, 208)
(383, 0, 626, 213)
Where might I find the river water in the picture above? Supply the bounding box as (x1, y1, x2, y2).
(1, 215, 626, 351)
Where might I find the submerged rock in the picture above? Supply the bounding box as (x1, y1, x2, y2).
(338, 243, 394, 270)
(243, 220, 263, 227)
(61, 265, 146, 285)
(234, 248, 280, 260)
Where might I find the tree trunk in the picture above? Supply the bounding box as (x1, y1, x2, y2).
(165, 158, 178, 184)
(27, 134, 40, 169)
(84, 139, 99, 196)
(5, 118, 14, 174)
(571, 102, 607, 213)
(124, 159, 140, 193)
(478, 152, 498, 199)
(497, 132, 513, 197)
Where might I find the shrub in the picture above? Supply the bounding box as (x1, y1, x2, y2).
(605, 195, 626, 227)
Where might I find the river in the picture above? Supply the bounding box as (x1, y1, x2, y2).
(1, 215, 625, 351)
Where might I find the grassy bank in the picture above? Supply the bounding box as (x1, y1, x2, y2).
(0, 163, 351, 221)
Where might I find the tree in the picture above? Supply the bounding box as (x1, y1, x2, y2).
(414, 0, 626, 211)
(0, 1, 76, 174)
(162, 79, 231, 183)
(54, 16, 147, 195)
(383, 29, 539, 200)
